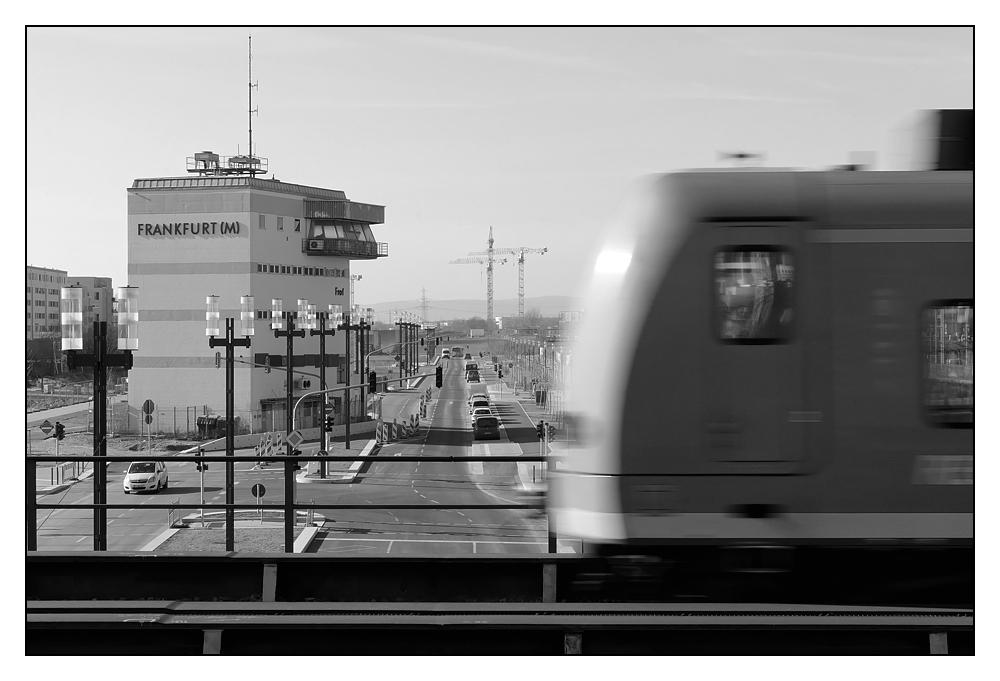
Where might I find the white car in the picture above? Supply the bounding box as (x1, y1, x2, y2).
(123, 461, 168, 494)
(470, 406, 493, 425)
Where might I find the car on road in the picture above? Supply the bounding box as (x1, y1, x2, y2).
(472, 415, 501, 440)
(468, 391, 489, 406)
(464, 353, 472, 360)
(123, 461, 168, 494)
(469, 398, 491, 414)
(466, 370, 480, 383)
(470, 406, 493, 425)
(441, 349, 451, 359)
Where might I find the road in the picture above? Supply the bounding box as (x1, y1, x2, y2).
(305, 355, 548, 554)
(32, 350, 554, 553)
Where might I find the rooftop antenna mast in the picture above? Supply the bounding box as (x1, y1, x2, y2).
(249, 35, 259, 162)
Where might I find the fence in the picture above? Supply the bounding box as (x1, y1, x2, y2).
(102, 397, 369, 439)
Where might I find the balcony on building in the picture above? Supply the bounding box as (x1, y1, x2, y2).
(302, 200, 387, 260)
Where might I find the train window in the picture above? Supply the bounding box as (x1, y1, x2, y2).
(715, 249, 794, 341)
(922, 302, 973, 427)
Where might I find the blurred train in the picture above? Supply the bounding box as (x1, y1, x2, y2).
(549, 111, 973, 601)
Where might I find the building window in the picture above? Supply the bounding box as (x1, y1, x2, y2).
(257, 263, 264, 272)
(923, 302, 973, 427)
(95, 292, 99, 300)
(269, 265, 276, 273)
(259, 214, 266, 230)
(49, 288, 57, 295)
(294, 219, 301, 232)
(278, 217, 284, 231)
(715, 248, 794, 342)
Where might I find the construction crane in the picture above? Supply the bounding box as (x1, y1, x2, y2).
(450, 227, 513, 330)
(467, 245, 548, 317)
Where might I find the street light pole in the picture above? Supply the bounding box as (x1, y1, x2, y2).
(310, 306, 336, 477)
(55, 286, 137, 552)
(272, 298, 305, 552)
(207, 295, 253, 553)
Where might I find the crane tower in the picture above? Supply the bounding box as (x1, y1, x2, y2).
(449, 227, 506, 330)
(467, 244, 548, 317)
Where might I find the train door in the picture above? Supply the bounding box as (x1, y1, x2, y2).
(703, 224, 805, 470)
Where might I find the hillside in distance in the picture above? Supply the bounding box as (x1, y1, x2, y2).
(367, 296, 580, 322)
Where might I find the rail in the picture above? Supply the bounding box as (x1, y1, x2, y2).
(27, 599, 972, 655)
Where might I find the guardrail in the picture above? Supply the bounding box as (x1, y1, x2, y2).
(26, 598, 972, 655)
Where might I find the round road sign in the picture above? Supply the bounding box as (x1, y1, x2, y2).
(251, 484, 266, 498)
(144, 414, 153, 425)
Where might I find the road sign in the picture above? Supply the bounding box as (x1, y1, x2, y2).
(144, 414, 152, 425)
(324, 402, 334, 413)
(285, 430, 304, 449)
(251, 483, 266, 498)
(508, 363, 513, 369)
(142, 399, 155, 415)
(39, 420, 53, 435)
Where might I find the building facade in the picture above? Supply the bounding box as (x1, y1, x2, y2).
(26, 266, 68, 339)
(126, 155, 386, 435)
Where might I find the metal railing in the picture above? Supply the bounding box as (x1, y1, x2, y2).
(28, 453, 549, 553)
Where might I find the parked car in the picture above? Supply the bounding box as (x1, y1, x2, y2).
(472, 415, 501, 440)
(123, 461, 168, 494)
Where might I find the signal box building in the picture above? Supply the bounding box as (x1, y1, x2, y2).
(127, 151, 386, 434)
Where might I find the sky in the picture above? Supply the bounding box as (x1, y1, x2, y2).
(25, 26, 973, 310)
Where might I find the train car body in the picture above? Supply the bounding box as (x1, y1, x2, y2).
(550, 168, 973, 574)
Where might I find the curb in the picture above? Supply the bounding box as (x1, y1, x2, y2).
(293, 526, 319, 553)
(35, 483, 73, 496)
(140, 523, 321, 553)
(140, 527, 179, 551)
(297, 439, 380, 484)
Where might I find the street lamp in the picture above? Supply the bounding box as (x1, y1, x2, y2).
(309, 303, 338, 477)
(336, 305, 370, 449)
(272, 297, 306, 552)
(350, 274, 362, 308)
(206, 295, 253, 552)
(46, 286, 138, 552)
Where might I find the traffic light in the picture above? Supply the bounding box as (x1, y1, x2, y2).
(215, 351, 221, 369)
(436, 337, 440, 345)
(535, 421, 545, 440)
(435, 365, 443, 388)
(291, 449, 302, 471)
(420, 338, 424, 346)
(369, 370, 377, 393)
(196, 447, 208, 472)
(324, 416, 334, 433)
(264, 356, 271, 373)
(54, 422, 65, 441)
(479, 351, 483, 358)
(548, 425, 556, 440)
(498, 369, 503, 378)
